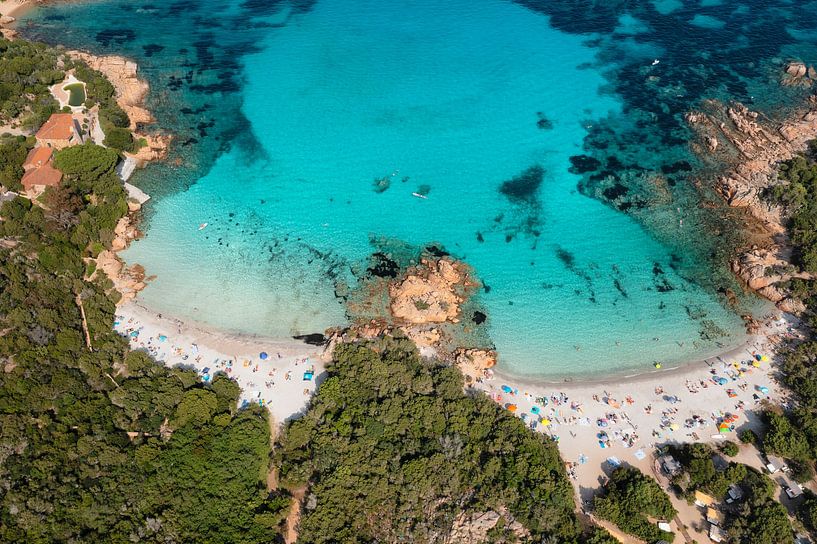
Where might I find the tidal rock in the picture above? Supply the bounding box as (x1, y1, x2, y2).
(0, 15, 15, 25)
(786, 61, 807, 78)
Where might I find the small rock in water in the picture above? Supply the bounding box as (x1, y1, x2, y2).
(373, 175, 390, 193)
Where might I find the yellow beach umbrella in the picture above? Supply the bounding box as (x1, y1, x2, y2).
(541, 418, 551, 425)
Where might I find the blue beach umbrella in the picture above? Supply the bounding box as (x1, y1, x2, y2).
(531, 406, 541, 415)
(259, 352, 268, 360)
(715, 377, 728, 385)
(501, 385, 513, 393)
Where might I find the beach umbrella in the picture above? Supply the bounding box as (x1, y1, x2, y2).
(716, 377, 728, 385)
(669, 423, 680, 431)
(719, 423, 730, 433)
(578, 454, 588, 464)
(501, 385, 513, 393)
(158, 335, 167, 342)
(540, 418, 551, 425)
(531, 406, 541, 415)
(758, 386, 769, 395)
(598, 441, 607, 448)
(755, 354, 762, 361)
(259, 352, 268, 360)
(608, 399, 621, 409)
(654, 362, 662, 368)
(505, 404, 517, 412)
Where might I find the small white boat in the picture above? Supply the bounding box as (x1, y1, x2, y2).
(198, 222, 208, 230)
(651, 59, 660, 66)
(411, 192, 428, 199)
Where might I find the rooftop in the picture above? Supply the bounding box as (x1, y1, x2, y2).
(35, 113, 76, 141)
(23, 147, 54, 171)
(21, 163, 62, 190)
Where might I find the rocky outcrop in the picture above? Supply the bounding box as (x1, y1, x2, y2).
(453, 348, 496, 384)
(688, 97, 817, 314)
(389, 257, 480, 325)
(338, 253, 494, 375)
(91, 205, 148, 304)
(67, 50, 170, 164)
(446, 509, 528, 543)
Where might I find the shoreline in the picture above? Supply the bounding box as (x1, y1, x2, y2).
(115, 301, 329, 425)
(0, 0, 34, 19)
(489, 333, 758, 388)
(470, 310, 799, 541)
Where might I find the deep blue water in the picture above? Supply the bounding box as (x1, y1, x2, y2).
(18, 0, 817, 377)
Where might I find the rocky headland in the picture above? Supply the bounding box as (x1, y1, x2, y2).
(336, 253, 497, 383)
(67, 50, 171, 165)
(686, 73, 817, 314)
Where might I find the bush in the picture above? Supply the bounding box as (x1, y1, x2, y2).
(593, 467, 676, 543)
(721, 440, 739, 457)
(739, 429, 758, 444)
(103, 126, 134, 152)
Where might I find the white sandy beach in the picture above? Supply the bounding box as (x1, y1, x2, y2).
(115, 301, 328, 424)
(473, 312, 801, 510)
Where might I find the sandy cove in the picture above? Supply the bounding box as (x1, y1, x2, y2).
(115, 301, 328, 425)
(469, 312, 802, 539)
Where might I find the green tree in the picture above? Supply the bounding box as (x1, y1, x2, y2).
(593, 467, 676, 543)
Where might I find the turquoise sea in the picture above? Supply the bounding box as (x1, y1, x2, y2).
(19, 0, 817, 377)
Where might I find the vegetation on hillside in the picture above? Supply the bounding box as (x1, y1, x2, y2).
(0, 38, 62, 129)
(0, 135, 32, 191)
(768, 147, 817, 273)
(275, 338, 584, 543)
(0, 137, 289, 543)
(592, 466, 676, 543)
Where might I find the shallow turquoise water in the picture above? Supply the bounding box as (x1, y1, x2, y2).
(24, 0, 805, 377)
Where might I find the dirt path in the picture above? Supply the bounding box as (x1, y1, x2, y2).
(284, 486, 306, 544)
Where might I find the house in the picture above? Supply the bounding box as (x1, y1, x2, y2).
(694, 490, 716, 508)
(781, 475, 804, 499)
(35, 113, 82, 149)
(727, 483, 743, 502)
(706, 507, 725, 526)
(23, 146, 53, 171)
(20, 146, 62, 194)
(766, 454, 789, 474)
(709, 524, 727, 543)
(21, 163, 62, 193)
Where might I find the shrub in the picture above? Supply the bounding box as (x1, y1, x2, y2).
(739, 429, 757, 444)
(721, 440, 739, 457)
(103, 126, 134, 152)
(593, 467, 676, 543)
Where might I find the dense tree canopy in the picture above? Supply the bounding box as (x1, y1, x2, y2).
(592, 466, 676, 543)
(276, 339, 583, 543)
(0, 111, 288, 542)
(0, 38, 62, 129)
